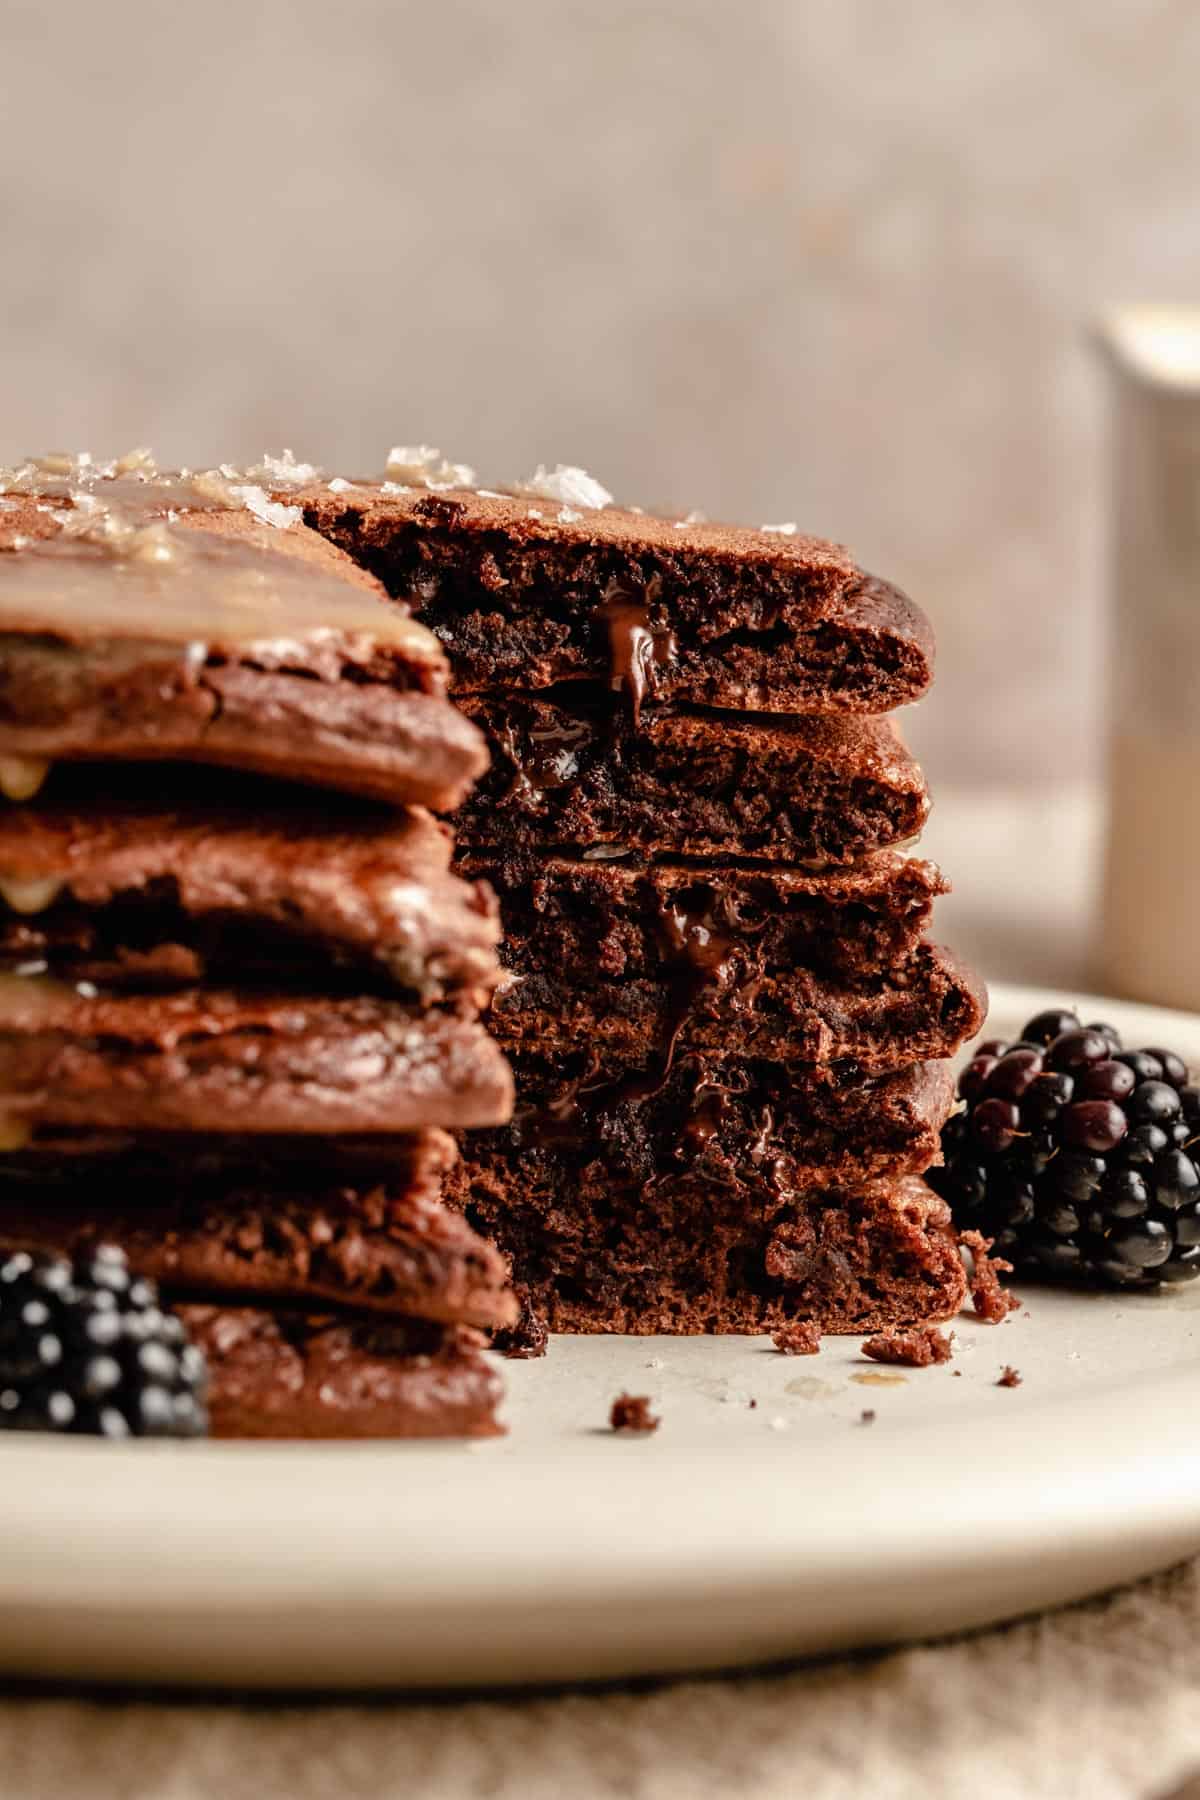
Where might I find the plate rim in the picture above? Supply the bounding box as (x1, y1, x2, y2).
(0, 980, 1197, 1688)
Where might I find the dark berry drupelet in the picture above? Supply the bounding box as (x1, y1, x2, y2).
(0, 1246, 208, 1437)
(932, 1009, 1200, 1288)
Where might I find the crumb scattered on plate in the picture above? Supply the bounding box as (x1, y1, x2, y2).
(862, 1325, 955, 1367)
(609, 1392, 659, 1434)
(772, 1320, 821, 1356)
(503, 1302, 548, 1359)
(958, 1229, 1021, 1323)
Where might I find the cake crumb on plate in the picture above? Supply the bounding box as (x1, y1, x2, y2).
(609, 1393, 659, 1434)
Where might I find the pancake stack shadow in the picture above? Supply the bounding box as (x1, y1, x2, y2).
(0, 457, 516, 1437)
(297, 470, 987, 1342)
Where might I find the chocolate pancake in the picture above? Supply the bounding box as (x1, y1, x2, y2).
(291, 475, 871, 711)
(0, 977, 514, 1141)
(452, 1171, 966, 1337)
(0, 1126, 461, 1185)
(0, 469, 486, 807)
(487, 940, 984, 1071)
(0, 777, 500, 1001)
(451, 1051, 956, 1215)
(0, 1140, 517, 1332)
(463, 850, 980, 1065)
(454, 694, 929, 862)
(180, 1306, 503, 1438)
(464, 846, 949, 974)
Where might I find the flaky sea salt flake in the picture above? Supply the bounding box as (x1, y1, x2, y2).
(557, 506, 583, 524)
(516, 464, 613, 510)
(760, 521, 798, 536)
(385, 445, 476, 490)
(188, 473, 239, 509)
(113, 448, 158, 478)
(228, 484, 301, 530)
(248, 449, 321, 488)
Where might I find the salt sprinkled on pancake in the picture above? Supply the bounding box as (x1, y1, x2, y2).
(384, 445, 477, 491)
(514, 464, 613, 510)
(0, 453, 301, 533)
(242, 450, 322, 489)
(224, 485, 301, 531)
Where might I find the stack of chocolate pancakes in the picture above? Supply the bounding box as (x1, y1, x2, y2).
(0, 456, 515, 1435)
(282, 459, 987, 1338)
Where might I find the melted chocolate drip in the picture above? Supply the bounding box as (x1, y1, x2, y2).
(596, 580, 677, 726)
(515, 881, 779, 1156)
(748, 1103, 793, 1207)
(682, 1074, 737, 1151)
(498, 714, 591, 807)
(655, 880, 770, 1017)
(512, 1048, 603, 1146)
(657, 888, 739, 992)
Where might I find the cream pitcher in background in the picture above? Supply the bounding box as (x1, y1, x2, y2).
(1097, 308, 1200, 1011)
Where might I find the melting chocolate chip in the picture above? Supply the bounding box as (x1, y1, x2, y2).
(682, 1076, 736, 1150)
(596, 581, 677, 725)
(657, 887, 737, 990)
(498, 714, 592, 807)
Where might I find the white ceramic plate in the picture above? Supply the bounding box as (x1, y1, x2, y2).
(1, 982, 1198, 1691)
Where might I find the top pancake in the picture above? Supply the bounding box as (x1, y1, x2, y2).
(288, 473, 931, 714)
(0, 460, 487, 808)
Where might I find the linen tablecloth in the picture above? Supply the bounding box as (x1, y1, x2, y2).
(2, 1558, 1198, 1800)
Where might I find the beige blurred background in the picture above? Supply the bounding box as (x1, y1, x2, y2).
(1, 0, 1197, 977)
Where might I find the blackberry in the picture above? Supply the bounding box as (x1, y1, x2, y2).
(0, 1246, 208, 1437)
(931, 1008, 1200, 1288)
